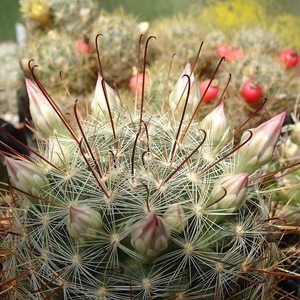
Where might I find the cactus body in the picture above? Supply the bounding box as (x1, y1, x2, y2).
(0, 40, 292, 300)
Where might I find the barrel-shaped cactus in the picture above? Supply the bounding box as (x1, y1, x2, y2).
(0, 40, 295, 300)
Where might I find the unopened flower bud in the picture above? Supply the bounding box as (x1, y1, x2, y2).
(91, 73, 121, 119)
(201, 102, 231, 147)
(207, 173, 249, 212)
(131, 214, 170, 257)
(4, 156, 49, 198)
(163, 204, 187, 232)
(235, 112, 286, 174)
(168, 62, 200, 117)
(66, 205, 102, 241)
(26, 78, 65, 137)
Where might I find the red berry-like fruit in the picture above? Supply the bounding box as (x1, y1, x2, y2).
(199, 79, 219, 103)
(76, 38, 91, 53)
(278, 48, 299, 69)
(129, 73, 146, 94)
(216, 44, 230, 57)
(240, 80, 262, 103)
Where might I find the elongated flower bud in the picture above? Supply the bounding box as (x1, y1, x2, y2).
(207, 173, 249, 212)
(163, 204, 187, 233)
(168, 62, 200, 117)
(66, 205, 102, 241)
(91, 73, 121, 119)
(4, 156, 49, 198)
(235, 112, 286, 174)
(131, 214, 171, 257)
(26, 78, 65, 137)
(201, 102, 231, 147)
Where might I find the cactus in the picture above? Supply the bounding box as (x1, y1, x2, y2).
(50, 0, 98, 34)
(89, 10, 148, 86)
(231, 27, 283, 56)
(20, 28, 97, 100)
(150, 15, 207, 65)
(206, 26, 300, 131)
(0, 37, 298, 300)
(0, 42, 23, 118)
(20, 0, 98, 34)
(19, 3, 149, 111)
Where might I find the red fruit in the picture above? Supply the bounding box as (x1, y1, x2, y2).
(240, 80, 262, 103)
(278, 48, 299, 69)
(227, 49, 245, 62)
(76, 38, 91, 53)
(199, 79, 219, 103)
(129, 73, 146, 94)
(216, 44, 230, 57)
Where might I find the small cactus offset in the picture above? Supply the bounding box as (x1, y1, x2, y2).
(0, 37, 297, 300)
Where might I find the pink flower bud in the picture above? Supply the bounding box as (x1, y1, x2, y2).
(201, 102, 230, 147)
(207, 173, 249, 212)
(235, 112, 286, 174)
(131, 214, 171, 257)
(168, 62, 200, 116)
(26, 78, 65, 137)
(66, 205, 102, 241)
(91, 73, 121, 119)
(4, 156, 49, 198)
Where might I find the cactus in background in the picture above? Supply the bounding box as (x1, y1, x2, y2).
(19, 0, 98, 34)
(231, 27, 283, 56)
(50, 0, 98, 34)
(0, 37, 297, 300)
(20, 0, 51, 26)
(216, 27, 300, 129)
(89, 10, 149, 86)
(19, 1, 148, 111)
(20, 28, 97, 107)
(150, 15, 207, 65)
(0, 42, 23, 119)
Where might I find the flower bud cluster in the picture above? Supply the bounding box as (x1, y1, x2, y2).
(1, 55, 289, 300)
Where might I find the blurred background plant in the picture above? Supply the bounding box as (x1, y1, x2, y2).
(1, 0, 300, 119)
(2, 0, 300, 43)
